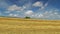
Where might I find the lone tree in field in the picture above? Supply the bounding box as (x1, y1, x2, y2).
(25, 16, 30, 19)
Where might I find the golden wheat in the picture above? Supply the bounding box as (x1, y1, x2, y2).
(0, 18, 60, 34)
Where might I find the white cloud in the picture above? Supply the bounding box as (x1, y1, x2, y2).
(9, 13, 19, 17)
(33, 1, 43, 7)
(25, 10, 34, 16)
(8, 9, 60, 19)
(54, 12, 58, 15)
(0, 12, 1, 15)
(25, 10, 33, 15)
(30, 9, 60, 19)
(23, 6, 26, 9)
(6, 5, 26, 14)
(4, 11, 11, 13)
(23, 3, 32, 10)
(8, 5, 24, 11)
(39, 14, 43, 17)
(13, 14, 18, 17)
(9, 14, 13, 16)
(41, 10, 60, 19)
(44, 2, 48, 7)
(33, 1, 48, 10)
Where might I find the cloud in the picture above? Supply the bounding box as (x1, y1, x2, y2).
(9, 14, 13, 16)
(33, 1, 48, 10)
(8, 5, 24, 11)
(44, 2, 48, 7)
(33, 1, 43, 7)
(39, 10, 60, 19)
(22, 6, 26, 9)
(7, 4, 28, 14)
(25, 10, 34, 16)
(23, 2, 32, 10)
(0, 11, 2, 15)
(39, 14, 43, 17)
(29, 9, 60, 19)
(9, 13, 19, 17)
(7, 4, 33, 17)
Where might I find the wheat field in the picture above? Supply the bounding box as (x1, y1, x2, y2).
(0, 17, 60, 34)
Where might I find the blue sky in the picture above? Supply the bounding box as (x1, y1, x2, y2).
(0, 0, 60, 19)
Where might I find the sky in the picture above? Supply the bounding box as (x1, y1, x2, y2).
(0, 0, 60, 20)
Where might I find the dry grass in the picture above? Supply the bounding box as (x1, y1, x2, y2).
(0, 17, 60, 34)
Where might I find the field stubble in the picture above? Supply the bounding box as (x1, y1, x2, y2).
(0, 18, 60, 34)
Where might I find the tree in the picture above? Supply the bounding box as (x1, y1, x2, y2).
(25, 16, 30, 19)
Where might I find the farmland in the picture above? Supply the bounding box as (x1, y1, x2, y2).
(0, 17, 60, 34)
